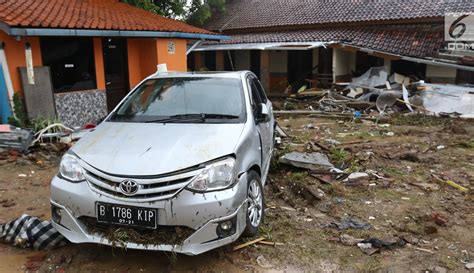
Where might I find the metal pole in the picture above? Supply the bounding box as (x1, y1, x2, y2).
(226, 50, 235, 71)
(0, 42, 16, 116)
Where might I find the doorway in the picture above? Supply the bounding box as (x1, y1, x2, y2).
(288, 50, 313, 91)
(102, 38, 129, 111)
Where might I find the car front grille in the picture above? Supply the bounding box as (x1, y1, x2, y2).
(79, 216, 195, 246)
(81, 163, 202, 202)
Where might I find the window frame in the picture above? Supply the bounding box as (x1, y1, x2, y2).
(40, 37, 97, 93)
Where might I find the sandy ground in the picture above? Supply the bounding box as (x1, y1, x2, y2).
(0, 114, 473, 272)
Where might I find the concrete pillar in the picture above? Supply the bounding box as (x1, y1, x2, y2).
(260, 50, 270, 92)
(216, 51, 225, 71)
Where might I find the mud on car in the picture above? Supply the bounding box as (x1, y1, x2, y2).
(50, 71, 274, 255)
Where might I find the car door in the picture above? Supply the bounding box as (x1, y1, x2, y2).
(247, 74, 274, 174)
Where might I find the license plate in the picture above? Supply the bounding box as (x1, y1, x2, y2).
(96, 202, 157, 229)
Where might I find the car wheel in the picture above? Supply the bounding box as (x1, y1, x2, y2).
(244, 171, 265, 236)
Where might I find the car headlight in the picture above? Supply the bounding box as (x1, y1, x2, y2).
(187, 157, 236, 192)
(59, 152, 85, 182)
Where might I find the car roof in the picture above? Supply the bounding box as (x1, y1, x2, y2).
(149, 71, 249, 79)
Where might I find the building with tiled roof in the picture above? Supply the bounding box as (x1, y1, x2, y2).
(190, 0, 474, 93)
(0, 0, 227, 126)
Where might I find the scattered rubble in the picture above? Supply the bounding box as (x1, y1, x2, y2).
(339, 234, 363, 246)
(1, 96, 473, 271)
(325, 217, 372, 230)
(0, 126, 33, 152)
(279, 152, 336, 172)
(278, 66, 474, 120)
(356, 237, 406, 255)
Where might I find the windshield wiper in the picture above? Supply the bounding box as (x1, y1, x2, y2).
(200, 114, 240, 119)
(145, 114, 239, 123)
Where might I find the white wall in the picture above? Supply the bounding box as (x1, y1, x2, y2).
(332, 48, 356, 80)
(426, 65, 457, 83)
(269, 50, 287, 73)
(234, 50, 250, 70)
(426, 65, 457, 78)
(384, 58, 392, 75)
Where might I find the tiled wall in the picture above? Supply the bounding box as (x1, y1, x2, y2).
(55, 89, 108, 128)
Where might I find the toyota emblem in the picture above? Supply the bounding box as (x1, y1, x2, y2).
(119, 180, 139, 195)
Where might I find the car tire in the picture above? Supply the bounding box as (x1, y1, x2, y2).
(243, 170, 265, 237)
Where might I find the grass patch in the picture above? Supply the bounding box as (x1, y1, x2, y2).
(379, 166, 405, 178)
(259, 224, 273, 241)
(439, 256, 458, 270)
(330, 148, 349, 164)
(391, 114, 450, 127)
(271, 144, 293, 170)
(372, 188, 403, 201)
(346, 159, 362, 173)
(461, 139, 474, 149)
(288, 171, 308, 181)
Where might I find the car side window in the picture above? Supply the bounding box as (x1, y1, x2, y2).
(251, 78, 268, 104)
(248, 77, 263, 117)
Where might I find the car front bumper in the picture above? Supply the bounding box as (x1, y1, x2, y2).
(50, 173, 248, 255)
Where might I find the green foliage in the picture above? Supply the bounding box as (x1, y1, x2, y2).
(122, 0, 187, 18)
(346, 159, 362, 173)
(330, 148, 349, 164)
(121, 0, 226, 26)
(187, 0, 226, 26)
(270, 144, 292, 171)
(461, 139, 474, 149)
(391, 114, 450, 127)
(30, 116, 63, 132)
(282, 101, 297, 110)
(7, 116, 21, 127)
(289, 171, 308, 181)
(7, 92, 28, 128)
(259, 224, 273, 241)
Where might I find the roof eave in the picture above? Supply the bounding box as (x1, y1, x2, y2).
(5, 26, 230, 40)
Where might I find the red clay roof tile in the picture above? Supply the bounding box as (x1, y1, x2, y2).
(206, 0, 474, 31)
(0, 0, 214, 35)
(206, 24, 445, 58)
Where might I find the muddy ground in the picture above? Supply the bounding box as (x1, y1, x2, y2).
(0, 114, 473, 272)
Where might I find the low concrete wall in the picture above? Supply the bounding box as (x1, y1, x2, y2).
(55, 89, 108, 128)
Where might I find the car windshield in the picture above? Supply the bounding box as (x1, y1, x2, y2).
(109, 77, 245, 123)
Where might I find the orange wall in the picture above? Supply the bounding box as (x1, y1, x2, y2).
(93, 38, 105, 90)
(0, 31, 42, 94)
(127, 38, 187, 88)
(127, 38, 142, 88)
(139, 39, 159, 76)
(156, 38, 187, 72)
(0, 32, 188, 94)
(127, 38, 158, 88)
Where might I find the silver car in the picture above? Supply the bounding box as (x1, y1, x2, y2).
(50, 71, 274, 255)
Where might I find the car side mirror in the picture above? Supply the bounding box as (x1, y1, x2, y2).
(256, 103, 270, 123)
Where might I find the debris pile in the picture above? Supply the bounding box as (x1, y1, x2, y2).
(279, 66, 474, 119)
(269, 103, 472, 266)
(0, 125, 33, 152)
(0, 123, 93, 165)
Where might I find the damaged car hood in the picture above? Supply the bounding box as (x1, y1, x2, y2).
(72, 122, 245, 176)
